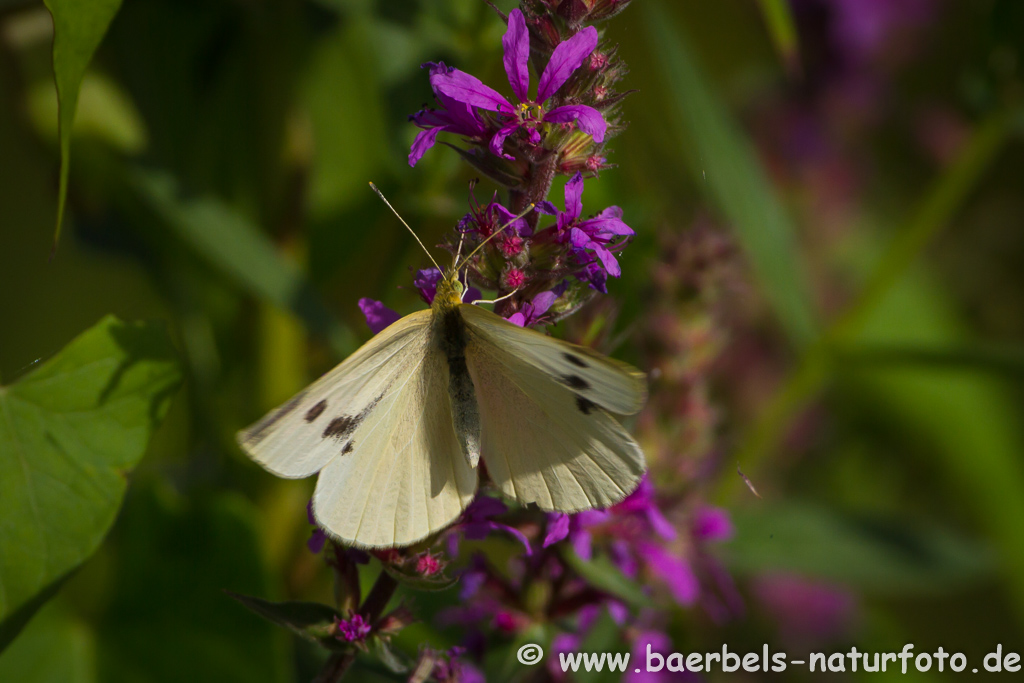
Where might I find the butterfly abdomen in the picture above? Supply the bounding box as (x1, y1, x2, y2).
(437, 307, 481, 467)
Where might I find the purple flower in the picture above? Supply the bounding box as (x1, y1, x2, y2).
(409, 62, 489, 166)
(452, 494, 533, 556)
(423, 10, 606, 162)
(335, 613, 372, 642)
(506, 284, 564, 327)
(537, 172, 633, 290)
(691, 506, 733, 543)
(306, 501, 327, 554)
(358, 298, 400, 334)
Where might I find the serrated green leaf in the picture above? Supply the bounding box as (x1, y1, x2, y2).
(0, 316, 180, 652)
(43, 0, 124, 254)
(560, 548, 654, 610)
(644, 1, 817, 348)
(722, 501, 994, 594)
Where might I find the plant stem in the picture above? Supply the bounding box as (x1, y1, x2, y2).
(360, 570, 399, 622)
(313, 651, 357, 683)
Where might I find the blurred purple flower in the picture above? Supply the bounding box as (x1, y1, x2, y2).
(358, 298, 401, 334)
(753, 574, 858, 646)
(543, 474, 704, 606)
(427, 10, 606, 161)
(824, 0, 934, 63)
(451, 494, 533, 556)
(691, 506, 734, 542)
(306, 501, 327, 554)
(335, 613, 372, 642)
(538, 172, 633, 291)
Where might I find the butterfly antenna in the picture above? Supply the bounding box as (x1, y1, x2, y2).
(456, 203, 535, 271)
(369, 182, 442, 272)
(454, 229, 466, 268)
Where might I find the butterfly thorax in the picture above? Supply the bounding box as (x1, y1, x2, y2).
(431, 270, 465, 314)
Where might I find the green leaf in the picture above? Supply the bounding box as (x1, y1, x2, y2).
(226, 591, 344, 650)
(559, 548, 654, 609)
(0, 602, 96, 683)
(722, 501, 994, 594)
(43, 0, 124, 255)
(97, 489, 290, 683)
(0, 316, 181, 652)
(382, 565, 459, 592)
(644, 1, 817, 348)
(754, 0, 799, 74)
(130, 169, 356, 354)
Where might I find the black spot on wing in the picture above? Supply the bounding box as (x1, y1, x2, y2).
(562, 374, 591, 391)
(563, 352, 589, 369)
(323, 415, 358, 440)
(575, 395, 597, 415)
(342, 440, 355, 454)
(322, 394, 384, 441)
(304, 399, 327, 422)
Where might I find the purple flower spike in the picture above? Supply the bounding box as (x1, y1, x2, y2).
(358, 298, 401, 334)
(419, 10, 607, 163)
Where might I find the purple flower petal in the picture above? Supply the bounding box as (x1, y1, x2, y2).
(414, 268, 443, 303)
(638, 542, 699, 605)
(358, 298, 401, 334)
(692, 506, 734, 542)
(564, 172, 585, 222)
(409, 126, 444, 167)
(537, 26, 598, 103)
(591, 244, 621, 277)
(571, 528, 593, 561)
(543, 513, 570, 547)
(535, 200, 560, 215)
(432, 67, 514, 114)
(530, 289, 560, 316)
(502, 9, 531, 102)
(545, 104, 607, 143)
(579, 215, 634, 237)
(507, 312, 527, 327)
(489, 122, 520, 159)
(645, 506, 677, 541)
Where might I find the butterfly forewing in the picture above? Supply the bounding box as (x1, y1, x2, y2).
(313, 328, 477, 548)
(237, 311, 436, 478)
(460, 304, 646, 512)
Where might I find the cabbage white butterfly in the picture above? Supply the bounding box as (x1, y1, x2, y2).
(237, 186, 647, 549)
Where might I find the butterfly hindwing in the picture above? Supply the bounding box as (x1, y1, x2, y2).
(460, 304, 646, 511)
(457, 303, 646, 415)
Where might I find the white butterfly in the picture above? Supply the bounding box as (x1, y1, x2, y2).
(237, 190, 647, 549)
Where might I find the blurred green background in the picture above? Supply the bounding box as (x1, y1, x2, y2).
(1, 0, 1024, 680)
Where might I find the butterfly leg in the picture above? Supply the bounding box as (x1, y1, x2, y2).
(470, 288, 520, 306)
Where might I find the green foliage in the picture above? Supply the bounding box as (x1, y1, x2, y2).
(0, 488, 290, 683)
(43, 0, 123, 254)
(645, 0, 818, 348)
(0, 316, 180, 652)
(724, 501, 993, 595)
